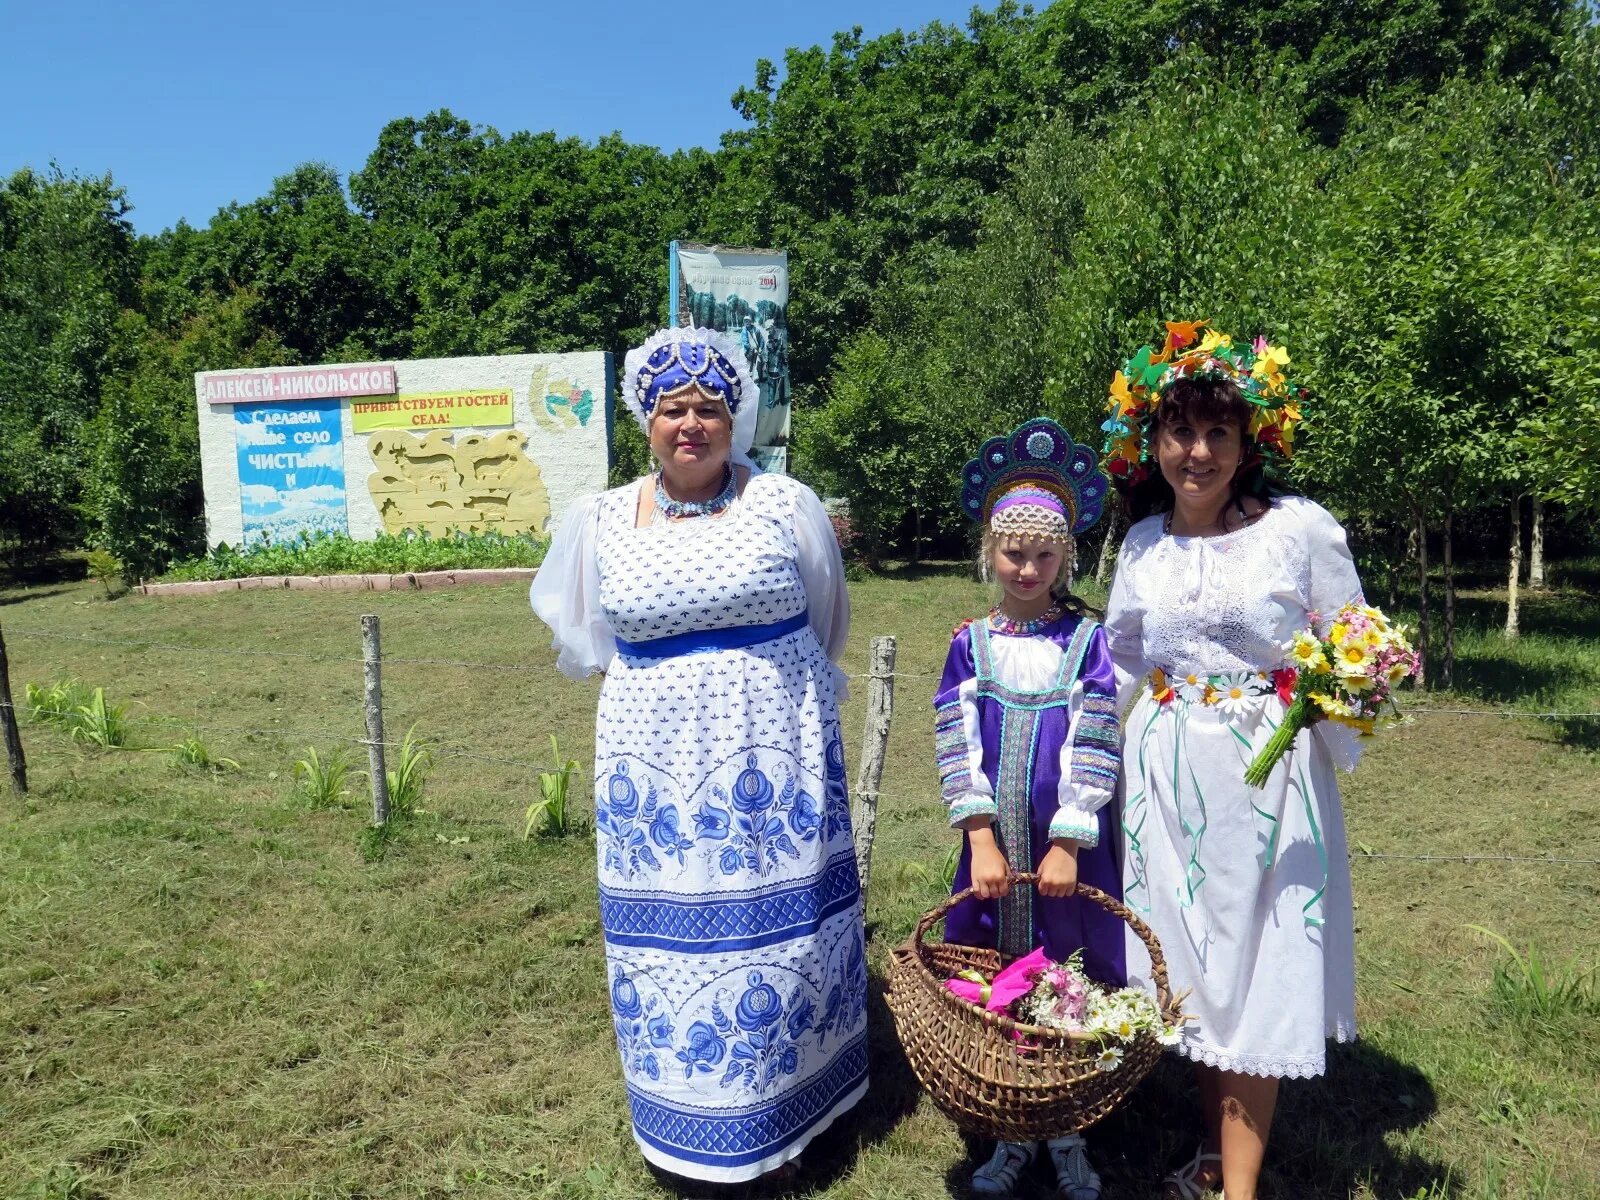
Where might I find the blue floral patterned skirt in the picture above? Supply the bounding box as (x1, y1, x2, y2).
(591, 627, 868, 1182)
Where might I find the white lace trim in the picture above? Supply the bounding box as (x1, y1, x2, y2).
(1172, 1021, 1358, 1079)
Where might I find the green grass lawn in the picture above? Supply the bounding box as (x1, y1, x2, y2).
(1, 564, 1596, 1200)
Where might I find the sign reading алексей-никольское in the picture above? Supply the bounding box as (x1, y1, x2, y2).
(199, 365, 398, 404)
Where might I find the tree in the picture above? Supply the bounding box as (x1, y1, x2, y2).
(0, 167, 136, 563)
(1297, 75, 1570, 682)
(350, 111, 703, 360)
(141, 162, 401, 363)
(813, 62, 1327, 560)
(84, 289, 293, 580)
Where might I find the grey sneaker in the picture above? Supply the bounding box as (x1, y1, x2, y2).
(1046, 1134, 1101, 1200)
(971, 1140, 1037, 1197)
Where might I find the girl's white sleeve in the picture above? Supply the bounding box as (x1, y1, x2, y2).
(529, 493, 615, 680)
(792, 482, 851, 663)
(1051, 625, 1120, 847)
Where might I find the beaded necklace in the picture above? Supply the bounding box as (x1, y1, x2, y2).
(986, 601, 1064, 637)
(655, 463, 737, 521)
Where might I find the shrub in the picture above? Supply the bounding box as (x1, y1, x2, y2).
(156, 528, 548, 582)
(85, 548, 125, 597)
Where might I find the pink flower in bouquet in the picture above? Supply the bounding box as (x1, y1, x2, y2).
(1051, 985, 1088, 1026)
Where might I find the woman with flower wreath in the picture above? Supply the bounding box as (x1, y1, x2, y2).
(1100, 323, 1364, 1200)
(530, 327, 867, 1185)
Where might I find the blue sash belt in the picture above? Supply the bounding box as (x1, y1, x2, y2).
(614, 611, 810, 661)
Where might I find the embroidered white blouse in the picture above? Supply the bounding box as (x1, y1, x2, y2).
(1104, 495, 1366, 766)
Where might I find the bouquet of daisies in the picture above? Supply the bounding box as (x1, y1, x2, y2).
(946, 946, 1180, 1072)
(1016, 951, 1182, 1072)
(1244, 601, 1419, 788)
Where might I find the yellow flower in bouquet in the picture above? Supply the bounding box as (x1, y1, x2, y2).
(1334, 638, 1374, 672)
(1289, 631, 1328, 672)
(1310, 692, 1355, 720)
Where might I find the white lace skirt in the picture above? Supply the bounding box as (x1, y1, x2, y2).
(1120, 693, 1357, 1077)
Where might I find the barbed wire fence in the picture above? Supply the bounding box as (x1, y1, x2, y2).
(3, 619, 1599, 875)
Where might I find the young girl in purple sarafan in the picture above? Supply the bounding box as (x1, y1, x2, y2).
(933, 418, 1124, 1200)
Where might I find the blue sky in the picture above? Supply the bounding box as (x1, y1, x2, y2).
(2, 0, 981, 235)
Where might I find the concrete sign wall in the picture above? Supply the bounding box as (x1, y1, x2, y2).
(196, 352, 611, 549)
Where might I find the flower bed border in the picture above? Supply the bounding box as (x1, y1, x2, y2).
(137, 568, 537, 597)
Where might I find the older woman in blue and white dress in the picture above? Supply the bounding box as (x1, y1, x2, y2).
(530, 326, 867, 1185)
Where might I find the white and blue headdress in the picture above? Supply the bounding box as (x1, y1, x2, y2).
(622, 326, 759, 459)
(960, 417, 1109, 540)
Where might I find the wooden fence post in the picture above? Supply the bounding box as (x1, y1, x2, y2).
(851, 635, 896, 904)
(0, 622, 27, 795)
(361, 614, 390, 825)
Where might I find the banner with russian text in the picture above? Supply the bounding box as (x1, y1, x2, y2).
(671, 242, 790, 473)
(350, 389, 514, 432)
(234, 400, 348, 544)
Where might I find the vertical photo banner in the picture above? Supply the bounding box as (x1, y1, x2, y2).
(671, 242, 791, 473)
(233, 399, 348, 544)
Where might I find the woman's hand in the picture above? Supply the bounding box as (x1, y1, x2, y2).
(962, 822, 1011, 900)
(1037, 841, 1080, 898)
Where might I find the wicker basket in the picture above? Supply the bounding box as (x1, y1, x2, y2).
(885, 874, 1183, 1141)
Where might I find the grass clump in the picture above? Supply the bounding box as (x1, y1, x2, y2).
(1469, 925, 1600, 1031)
(358, 726, 434, 862)
(68, 688, 130, 749)
(523, 735, 581, 838)
(24, 680, 93, 726)
(157, 528, 548, 582)
(167, 732, 240, 773)
(384, 724, 433, 818)
(293, 745, 353, 808)
(26, 680, 132, 748)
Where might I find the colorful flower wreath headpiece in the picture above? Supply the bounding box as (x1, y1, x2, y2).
(621, 326, 759, 456)
(960, 417, 1108, 540)
(1101, 320, 1305, 488)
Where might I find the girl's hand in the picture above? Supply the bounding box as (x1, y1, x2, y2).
(1037, 841, 1080, 898)
(961, 822, 1011, 900)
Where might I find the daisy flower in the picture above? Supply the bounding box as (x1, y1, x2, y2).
(1334, 639, 1373, 673)
(1175, 672, 1210, 704)
(1285, 633, 1323, 668)
(1094, 1046, 1124, 1073)
(1210, 672, 1256, 718)
(1157, 1024, 1182, 1047)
